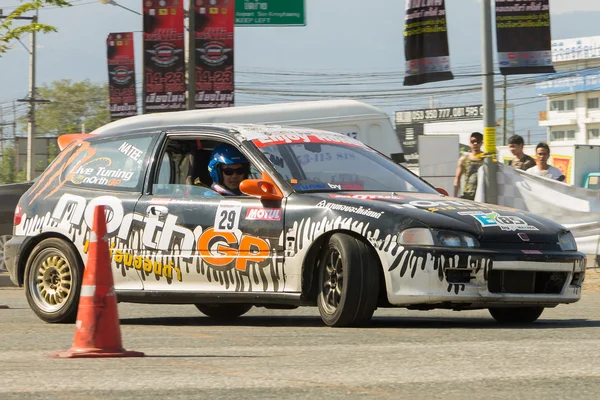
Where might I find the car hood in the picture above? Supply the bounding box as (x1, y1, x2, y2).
(309, 192, 564, 243)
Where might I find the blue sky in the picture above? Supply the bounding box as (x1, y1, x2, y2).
(1, 0, 599, 142)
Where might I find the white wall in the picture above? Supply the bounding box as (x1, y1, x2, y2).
(424, 120, 484, 149)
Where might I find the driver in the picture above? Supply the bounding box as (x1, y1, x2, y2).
(208, 144, 250, 196)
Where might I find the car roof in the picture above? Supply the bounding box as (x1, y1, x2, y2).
(92, 123, 351, 143)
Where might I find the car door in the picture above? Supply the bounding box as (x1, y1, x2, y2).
(45, 134, 159, 290)
(133, 132, 286, 293)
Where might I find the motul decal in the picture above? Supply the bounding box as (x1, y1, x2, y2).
(245, 207, 282, 221)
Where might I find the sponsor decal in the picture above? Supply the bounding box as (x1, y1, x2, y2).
(316, 200, 384, 219)
(118, 141, 145, 162)
(522, 250, 542, 254)
(252, 133, 365, 148)
(295, 183, 327, 191)
(330, 194, 405, 200)
(246, 207, 282, 221)
(458, 211, 539, 231)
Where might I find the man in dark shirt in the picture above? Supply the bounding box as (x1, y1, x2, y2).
(507, 134, 535, 170)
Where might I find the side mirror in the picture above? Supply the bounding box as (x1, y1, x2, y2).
(239, 172, 284, 201)
(436, 187, 449, 196)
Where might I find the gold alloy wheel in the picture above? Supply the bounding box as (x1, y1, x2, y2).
(29, 249, 73, 313)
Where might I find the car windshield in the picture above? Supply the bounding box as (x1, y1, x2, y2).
(252, 135, 436, 193)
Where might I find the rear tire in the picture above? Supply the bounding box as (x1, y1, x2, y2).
(489, 306, 544, 324)
(195, 304, 253, 320)
(24, 238, 83, 323)
(317, 233, 379, 327)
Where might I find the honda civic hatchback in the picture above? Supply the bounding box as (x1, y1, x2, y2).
(4, 123, 586, 326)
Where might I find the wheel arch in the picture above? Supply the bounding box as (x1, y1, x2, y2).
(300, 229, 387, 305)
(17, 233, 84, 286)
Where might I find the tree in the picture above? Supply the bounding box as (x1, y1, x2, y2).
(27, 79, 111, 135)
(0, 0, 71, 55)
(0, 146, 17, 184)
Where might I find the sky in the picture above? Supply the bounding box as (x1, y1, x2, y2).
(1, 0, 600, 143)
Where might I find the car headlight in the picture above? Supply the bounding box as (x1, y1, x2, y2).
(558, 231, 577, 251)
(398, 228, 479, 248)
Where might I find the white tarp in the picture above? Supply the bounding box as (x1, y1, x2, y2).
(475, 163, 600, 264)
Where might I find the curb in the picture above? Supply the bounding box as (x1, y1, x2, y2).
(0, 272, 16, 288)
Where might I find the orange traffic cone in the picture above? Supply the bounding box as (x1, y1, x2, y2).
(52, 205, 144, 358)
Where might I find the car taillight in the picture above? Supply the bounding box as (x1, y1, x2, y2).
(14, 204, 22, 226)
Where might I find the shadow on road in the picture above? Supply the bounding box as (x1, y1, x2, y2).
(120, 315, 600, 329)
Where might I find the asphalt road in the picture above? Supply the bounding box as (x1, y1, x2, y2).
(1, 286, 599, 400)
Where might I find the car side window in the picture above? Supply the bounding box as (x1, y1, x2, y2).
(61, 135, 155, 191)
(152, 137, 222, 198)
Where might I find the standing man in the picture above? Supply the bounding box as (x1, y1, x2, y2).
(526, 142, 566, 181)
(507, 134, 536, 170)
(454, 132, 484, 200)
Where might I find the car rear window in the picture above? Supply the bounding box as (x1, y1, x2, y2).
(61, 135, 156, 191)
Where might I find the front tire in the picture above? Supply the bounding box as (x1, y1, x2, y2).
(195, 304, 253, 320)
(489, 306, 544, 324)
(317, 233, 379, 327)
(24, 238, 83, 323)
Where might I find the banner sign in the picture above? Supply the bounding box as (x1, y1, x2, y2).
(143, 0, 186, 113)
(106, 32, 137, 120)
(536, 68, 600, 95)
(395, 104, 484, 125)
(552, 36, 600, 62)
(403, 0, 453, 86)
(395, 123, 423, 166)
(194, 0, 234, 109)
(235, 0, 306, 26)
(495, 0, 555, 75)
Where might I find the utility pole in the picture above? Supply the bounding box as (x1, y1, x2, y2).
(26, 14, 37, 181)
(482, 0, 497, 204)
(3, 11, 49, 181)
(187, 1, 196, 110)
(502, 75, 507, 145)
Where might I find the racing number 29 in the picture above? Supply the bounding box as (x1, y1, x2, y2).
(218, 209, 236, 230)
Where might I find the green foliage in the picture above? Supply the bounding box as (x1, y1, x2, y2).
(0, 1, 71, 54)
(29, 79, 110, 135)
(0, 146, 16, 184)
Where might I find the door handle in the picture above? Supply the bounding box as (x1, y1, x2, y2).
(147, 205, 169, 216)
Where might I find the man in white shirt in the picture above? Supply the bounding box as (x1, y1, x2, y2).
(526, 142, 566, 182)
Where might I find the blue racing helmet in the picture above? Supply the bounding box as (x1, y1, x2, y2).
(208, 144, 249, 184)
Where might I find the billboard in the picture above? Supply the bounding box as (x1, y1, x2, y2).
(403, 0, 453, 86)
(143, 0, 186, 113)
(536, 68, 600, 95)
(194, 0, 235, 109)
(106, 32, 137, 120)
(495, 0, 555, 75)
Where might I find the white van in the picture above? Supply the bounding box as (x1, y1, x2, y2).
(91, 100, 405, 163)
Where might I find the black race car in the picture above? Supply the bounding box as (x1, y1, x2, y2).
(4, 124, 585, 326)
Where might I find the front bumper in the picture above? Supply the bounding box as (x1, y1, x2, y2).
(382, 247, 586, 308)
(4, 235, 27, 287)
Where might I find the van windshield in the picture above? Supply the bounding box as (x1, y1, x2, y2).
(252, 138, 435, 194)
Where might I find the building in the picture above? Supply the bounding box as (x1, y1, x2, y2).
(536, 36, 600, 146)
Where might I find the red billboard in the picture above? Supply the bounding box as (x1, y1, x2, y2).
(106, 32, 137, 120)
(194, 0, 234, 108)
(143, 0, 186, 113)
